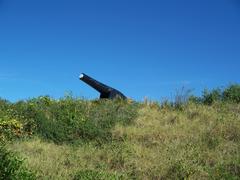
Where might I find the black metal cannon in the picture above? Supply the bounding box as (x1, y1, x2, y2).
(79, 73, 127, 100)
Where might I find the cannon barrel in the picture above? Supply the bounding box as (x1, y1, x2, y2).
(79, 73, 127, 99)
(80, 73, 110, 94)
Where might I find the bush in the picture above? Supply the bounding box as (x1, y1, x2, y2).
(0, 144, 36, 180)
(0, 117, 23, 141)
(0, 99, 10, 114)
(202, 88, 222, 105)
(188, 95, 202, 104)
(223, 84, 240, 103)
(84, 99, 138, 142)
(188, 84, 240, 105)
(10, 97, 139, 144)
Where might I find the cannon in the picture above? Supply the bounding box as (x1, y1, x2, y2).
(79, 73, 127, 100)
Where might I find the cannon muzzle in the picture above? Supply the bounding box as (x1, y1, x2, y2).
(79, 73, 127, 99)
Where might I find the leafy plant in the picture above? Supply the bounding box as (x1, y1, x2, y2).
(0, 117, 23, 141)
(202, 88, 222, 105)
(9, 97, 138, 144)
(223, 84, 240, 103)
(188, 84, 240, 105)
(0, 144, 36, 180)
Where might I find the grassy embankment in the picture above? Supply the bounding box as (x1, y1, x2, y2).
(1, 85, 240, 179)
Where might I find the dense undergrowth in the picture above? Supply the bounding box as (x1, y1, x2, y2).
(0, 144, 36, 180)
(0, 84, 240, 179)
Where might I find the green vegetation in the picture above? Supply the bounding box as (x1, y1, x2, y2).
(1, 84, 240, 179)
(189, 84, 240, 105)
(0, 144, 36, 180)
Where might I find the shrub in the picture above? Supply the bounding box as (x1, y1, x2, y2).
(223, 84, 240, 103)
(202, 88, 222, 105)
(188, 95, 202, 104)
(0, 99, 10, 113)
(0, 117, 23, 141)
(0, 144, 36, 180)
(84, 99, 138, 142)
(10, 97, 139, 144)
(188, 84, 240, 105)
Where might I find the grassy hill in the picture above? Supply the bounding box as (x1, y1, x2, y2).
(1, 85, 240, 179)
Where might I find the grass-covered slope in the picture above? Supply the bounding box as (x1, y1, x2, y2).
(1, 85, 240, 179)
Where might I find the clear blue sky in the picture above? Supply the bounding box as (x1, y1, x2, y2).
(0, 0, 240, 101)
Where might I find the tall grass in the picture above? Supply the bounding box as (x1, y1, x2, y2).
(6, 102, 240, 179)
(1, 84, 240, 179)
